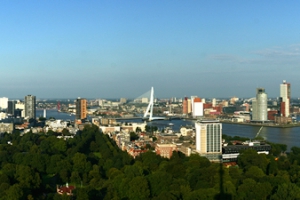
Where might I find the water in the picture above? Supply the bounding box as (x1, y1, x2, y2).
(36, 110, 300, 150)
(36, 109, 75, 121)
(222, 124, 300, 150)
(118, 118, 300, 151)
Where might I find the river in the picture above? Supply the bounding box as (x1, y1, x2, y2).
(37, 110, 300, 150)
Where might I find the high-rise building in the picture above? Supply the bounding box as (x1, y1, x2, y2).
(192, 97, 203, 117)
(187, 99, 191, 114)
(0, 97, 8, 110)
(25, 95, 36, 119)
(76, 97, 87, 120)
(212, 98, 216, 107)
(15, 101, 25, 117)
(7, 100, 16, 116)
(182, 97, 188, 114)
(280, 80, 291, 117)
(252, 88, 267, 121)
(190, 96, 197, 113)
(195, 120, 222, 161)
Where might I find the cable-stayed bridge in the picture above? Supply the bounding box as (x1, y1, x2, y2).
(126, 87, 167, 121)
(142, 87, 166, 121)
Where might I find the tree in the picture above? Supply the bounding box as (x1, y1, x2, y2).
(237, 178, 272, 200)
(271, 183, 300, 200)
(72, 153, 91, 174)
(15, 165, 41, 189)
(62, 128, 70, 136)
(70, 171, 81, 185)
(128, 176, 150, 200)
(187, 188, 218, 200)
(244, 166, 265, 181)
(130, 132, 139, 141)
(237, 149, 269, 173)
(147, 171, 172, 197)
(136, 127, 142, 133)
(75, 188, 89, 200)
(5, 184, 23, 200)
(39, 117, 46, 121)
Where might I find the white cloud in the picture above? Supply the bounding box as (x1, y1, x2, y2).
(208, 43, 300, 67)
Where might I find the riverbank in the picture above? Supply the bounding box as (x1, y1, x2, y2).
(220, 120, 300, 128)
(182, 117, 300, 128)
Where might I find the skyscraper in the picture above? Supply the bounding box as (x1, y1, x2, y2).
(76, 97, 87, 120)
(7, 100, 16, 116)
(195, 120, 222, 161)
(280, 80, 291, 117)
(25, 95, 36, 119)
(182, 97, 188, 114)
(252, 88, 267, 121)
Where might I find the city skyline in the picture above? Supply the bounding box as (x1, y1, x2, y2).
(1, 1, 300, 98)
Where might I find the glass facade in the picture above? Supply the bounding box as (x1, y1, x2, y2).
(206, 123, 221, 153)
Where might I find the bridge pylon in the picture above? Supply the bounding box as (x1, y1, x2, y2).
(143, 87, 154, 121)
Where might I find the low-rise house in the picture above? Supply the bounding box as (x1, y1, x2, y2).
(155, 143, 177, 159)
(57, 183, 75, 196)
(100, 126, 121, 134)
(180, 126, 194, 137)
(127, 148, 147, 159)
(45, 119, 68, 132)
(0, 123, 13, 134)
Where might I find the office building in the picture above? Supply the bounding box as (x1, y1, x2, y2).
(252, 88, 267, 121)
(7, 100, 16, 116)
(182, 97, 188, 114)
(190, 96, 197, 113)
(187, 99, 191, 113)
(280, 80, 291, 117)
(76, 97, 87, 120)
(222, 141, 271, 162)
(0, 97, 8, 110)
(25, 95, 36, 119)
(195, 120, 222, 161)
(192, 97, 203, 117)
(15, 101, 25, 117)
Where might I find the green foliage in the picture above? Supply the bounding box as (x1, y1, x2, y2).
(39, 116, 46, 121)
(271, 182, 300, 200)
(145, 125, 158, 133)
(130, 132, 139, 141)
(128, 176, 150, 200)
(1, 126, 300, 199)
(237, 149, 269, 173)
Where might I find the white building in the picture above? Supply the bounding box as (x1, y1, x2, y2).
(0, 97, 8, 110)
(212, 98, 216, 107)
(192, 102, 203, 117)
(280, 80, 291, 117)
(0, 112, 7, 120)
(195, 120, 222, 161)
(252, 88, 268, 121)
(0, 123, 14, 133)
(141, 98, 148, 103)
(45, 119, 68, 132)
(15, 101, 25, 117)
(190, 96, 197, 112)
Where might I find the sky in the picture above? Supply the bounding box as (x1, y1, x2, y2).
(1, 1, 300, 99)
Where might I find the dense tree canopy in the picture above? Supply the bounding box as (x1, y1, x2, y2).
(0, 125, 299, 199)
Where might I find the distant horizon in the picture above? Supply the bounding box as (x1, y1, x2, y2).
(5, 96, 298, 101)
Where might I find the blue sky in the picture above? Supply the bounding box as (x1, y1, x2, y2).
(1, 1, 300, 99)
